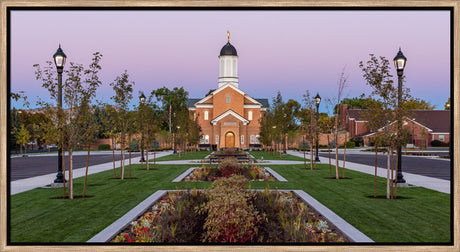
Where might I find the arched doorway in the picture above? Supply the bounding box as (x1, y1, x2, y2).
(225, 132, 235, 148)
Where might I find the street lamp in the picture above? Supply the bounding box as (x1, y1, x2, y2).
(314, 93, 321, 162)
(139, 93, 146, 162)
(393, 48, 407, 184)
(53, 45, 66, 184)
(175, 125, 180, 154)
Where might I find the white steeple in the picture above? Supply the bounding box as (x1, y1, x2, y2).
(218, 31, 239, 88)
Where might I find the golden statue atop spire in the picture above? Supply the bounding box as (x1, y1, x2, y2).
(227, 30, 230, 42)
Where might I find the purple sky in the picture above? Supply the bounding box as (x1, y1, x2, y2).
(10, 10, 450, 113)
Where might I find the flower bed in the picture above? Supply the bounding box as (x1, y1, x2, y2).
(184, 164, 275, 182)
(186, 157, 275, 181)
(112, 175, 347, 243)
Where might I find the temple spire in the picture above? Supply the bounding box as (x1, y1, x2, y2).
(227, 30, 230, 42)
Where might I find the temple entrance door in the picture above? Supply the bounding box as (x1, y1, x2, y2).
(225, 132, 235, 148)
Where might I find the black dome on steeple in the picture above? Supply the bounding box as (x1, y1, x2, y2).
(220, 42, 237, 56)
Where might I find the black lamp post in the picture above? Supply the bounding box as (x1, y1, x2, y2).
(53, 45, 66, 184)
(139, 93, 146, 162)
(393, 48, 407, 184)
(173, 112, 177, 154)
(283, 113, 287, 154)
(314, 93, 321, 162)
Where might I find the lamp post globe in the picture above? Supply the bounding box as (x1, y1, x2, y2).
(53, 45, 67, 184)
(314, 93, 321, 162)
(139, 93, 146, 163)
(393, 48, 407, 184)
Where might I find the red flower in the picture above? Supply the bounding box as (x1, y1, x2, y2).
(124, 234, 128, 238)
(127, 238, 132, 242)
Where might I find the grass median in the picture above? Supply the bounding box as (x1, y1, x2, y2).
(9, 157, 450, 243)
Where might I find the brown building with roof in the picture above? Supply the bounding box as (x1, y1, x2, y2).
(187, 34, 268, 150)
(340, 104, 450, 147)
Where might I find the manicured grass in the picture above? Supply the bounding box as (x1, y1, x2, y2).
(257, 164, 451, 243)
(249, 150, 309, 161)
(10, 161, 450, 243)
(152, 150, 212, 161)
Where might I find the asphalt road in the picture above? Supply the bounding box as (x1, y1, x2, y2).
(318, 152, 451, 181)
(10, 152, 141, 181)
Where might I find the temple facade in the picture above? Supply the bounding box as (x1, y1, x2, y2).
(187, 33, 268, 149)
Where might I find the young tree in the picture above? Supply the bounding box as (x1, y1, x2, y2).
(34, 52, 103, 199)
(359, 54, 412, 199)
(329, 69, 349, 179)
(16, 125, 30, 155)
(110, 70, 134, 180)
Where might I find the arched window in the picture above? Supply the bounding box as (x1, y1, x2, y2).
(250, 135, 255, 144)
(200, 135, 205, 144)
(256, 135, 260, 144)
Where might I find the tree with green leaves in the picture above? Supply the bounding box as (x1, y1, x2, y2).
(444, 98, 451, 110)
(34, 52, 103, 199)
(110, 70, 134, 180)
(359, 54, 412, 199)
(16, 125, 30, 155)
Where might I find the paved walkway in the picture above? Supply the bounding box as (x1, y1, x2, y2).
(10, 151, 173, 195)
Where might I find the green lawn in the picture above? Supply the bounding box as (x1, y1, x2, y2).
(10, 159, 450, 243)
(249, 150, 309, 161)
(152, 150, 212, 161)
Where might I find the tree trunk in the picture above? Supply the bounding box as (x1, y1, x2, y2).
(112, 137, 116, 178)
(69, 148, 73, 200)
(328, 135, 331, 177)
(310, 140, 314, 170)
(335, 139, 339, 179)
(83, 145, 90, 198)
(146, 148, 149, 170)
(394, 151, 399, 198)
(386, 147, 390, 199)
(374, 148, 378, 198)
(390, 149, 394, 199)
(62, 149, 66, 198)
(342, 142, 347, 178)
(303, 147, 306, 169)
(129, 148, 132, 178)
(153, 150, 156, 170)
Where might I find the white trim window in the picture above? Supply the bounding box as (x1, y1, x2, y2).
(204, 110, 209, 120)
(200, 135, 205, 144)
(248, 111, 253, 121)
(241, 135, 244, 145)
(205, 135, 209, 144)
(439, 135, 445, 142)
(256, 135, 260, 144)
(250, 135, 255, 144)
(226, 95, 231, 104)
(216, 135, 219, 144)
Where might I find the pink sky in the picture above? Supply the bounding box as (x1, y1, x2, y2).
(10, 10, 450, 112)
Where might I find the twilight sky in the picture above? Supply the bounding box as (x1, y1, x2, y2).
(10, 10, 450, 113)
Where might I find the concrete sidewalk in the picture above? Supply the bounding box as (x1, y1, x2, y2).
(287, 150, 450, 194)
(10, 151, 173, 195)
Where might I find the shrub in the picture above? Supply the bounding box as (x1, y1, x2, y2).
(430, 140, 442, 147)
(345, 141, 355, 148)
(329, 140, 336, 149)
(199, 175, 262, 242)
(218, 158, 241, 177)
(98, 144, 111, 150)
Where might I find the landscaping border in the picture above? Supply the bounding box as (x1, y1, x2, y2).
(171, 166, 288, 182)
(87, 189, 373, 243)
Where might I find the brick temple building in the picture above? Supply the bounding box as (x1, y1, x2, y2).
(187, 34, 268, 149)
